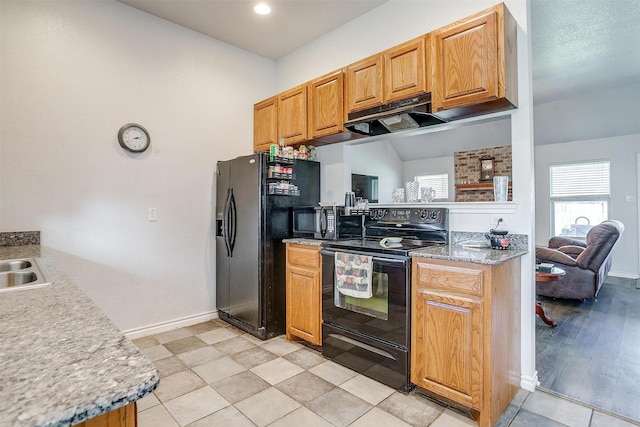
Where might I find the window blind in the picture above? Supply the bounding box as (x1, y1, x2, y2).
(415, 173, 449, 200)
(550, 161, 610, 198)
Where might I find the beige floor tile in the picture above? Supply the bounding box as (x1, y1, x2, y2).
(309, 360, 358, 386)
(192, 356, 246, 384)
(163, 336, 207, 355)
(154, 328, 193, 344)
(154, 356, 187, 378)
(177, 345, 224, 368)
(210, 371, 271, 404)
(429, 409, 478, 427)
(350, 407, 412, 427)
(138, 404, 179, 427)
(141, 344, 172, 362)
(131, 336, 159, 350)
(230, 345, 278, 369)
(260, 336, 303, 356)
(306, 387, 372, 427)
(274, 371, 335, 404)
(378, 391, 444, 426)
(282, 347, 326, 370)
(136, 392, 160, 412)
(154, 370, 207, 402)
(268, 407, 334, 427)
(184, 321, 220, 335)
(197, 327, 240, 345)
(187, 405, 255, 427)
(339, 374, 395, 405)
(250, 357, 304, 385)
(523, 390, 592, 427)
(235, 387, 300, 427)
(163, 386, 230, 426)
(242, 332, 268, 346)
(214, 335, 259, 355)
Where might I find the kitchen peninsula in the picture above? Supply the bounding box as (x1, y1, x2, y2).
(0, 241, 158, 427)
(285, 227, 527, 427)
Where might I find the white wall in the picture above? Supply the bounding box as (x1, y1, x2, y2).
(0, 0, 276, 332)
(535, 134, 640, 278)
(276, 0, 537, 389)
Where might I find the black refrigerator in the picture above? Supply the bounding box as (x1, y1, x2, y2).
(215, 152, 320, 339)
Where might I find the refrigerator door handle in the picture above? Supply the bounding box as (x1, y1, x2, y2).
(223, 189, 232, 256)
(229, 190, 238, 256)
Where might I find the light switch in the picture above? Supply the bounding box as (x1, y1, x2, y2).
(149, 208, 157, 222)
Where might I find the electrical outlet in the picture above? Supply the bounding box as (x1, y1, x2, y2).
(490, 215, 507, 230)
(148, 208, 157, 222)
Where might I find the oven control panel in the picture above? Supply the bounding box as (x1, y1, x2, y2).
(368, 208, 447, 225)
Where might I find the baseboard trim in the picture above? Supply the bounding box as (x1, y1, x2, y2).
(609, 272, 639, 279)
(520, 371, 539, 392)
(123, 311, 219, 339)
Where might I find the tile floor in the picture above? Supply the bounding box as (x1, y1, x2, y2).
(132, 319, 640, 427)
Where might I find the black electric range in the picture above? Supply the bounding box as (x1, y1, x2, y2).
(322, 207, 448, 257)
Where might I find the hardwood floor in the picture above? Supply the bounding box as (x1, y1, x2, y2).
(536, 276, 640, 423)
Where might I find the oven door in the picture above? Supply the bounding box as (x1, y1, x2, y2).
(320, 247, 412, 391)
(320, 248, 410, 349)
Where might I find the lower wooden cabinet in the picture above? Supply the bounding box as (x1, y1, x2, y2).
(286, 244, 322, 346)
(411, 257, 520, 427)
(73, 402, 137, 427)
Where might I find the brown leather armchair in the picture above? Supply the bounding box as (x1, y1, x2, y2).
(535, 220, 624, 300)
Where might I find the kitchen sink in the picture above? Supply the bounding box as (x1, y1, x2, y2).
(0, 258, 53, 292)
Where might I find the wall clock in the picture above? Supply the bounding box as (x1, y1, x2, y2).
(480, 157, 495, 181)
(118, 123, 150, 153)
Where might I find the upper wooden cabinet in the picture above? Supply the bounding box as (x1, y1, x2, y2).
(345, 54, 384, 113)
(308, 70, 346, 140)
(346, 36, 429, 114)
(384, 35, 429, 103)
(253, 96, 278, 152)
(431, 2, 517, 120)
(278, 85, 308, 146)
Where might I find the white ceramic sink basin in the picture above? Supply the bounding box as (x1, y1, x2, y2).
(0, 258, 53, 292)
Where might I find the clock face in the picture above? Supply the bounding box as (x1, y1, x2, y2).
(481, 160, 493, 170)
(118, 124, 150, 153)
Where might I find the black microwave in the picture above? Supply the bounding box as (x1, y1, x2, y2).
(292, 206, 362, 240)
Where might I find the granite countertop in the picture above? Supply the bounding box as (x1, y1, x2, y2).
(409, 243, 528, 264)
(0, 245, 159, 427)
(284, 237, 528, 265)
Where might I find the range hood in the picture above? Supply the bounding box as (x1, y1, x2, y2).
(344, 93, 447, 137)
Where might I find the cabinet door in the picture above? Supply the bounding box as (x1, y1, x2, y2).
(286, 265, 321, 345)
(412, 290, 482, 409)
(278, 85, 308, 145)
(384, 36, 428, 103)
(431, 9, 498, 111)
(253, 96, 277, 152)
(286, 245, 322, 346)
(308, 70, 345, 139)
(346, 54, 384, 113)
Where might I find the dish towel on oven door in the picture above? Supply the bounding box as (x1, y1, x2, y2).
(335, 252, 373, 298)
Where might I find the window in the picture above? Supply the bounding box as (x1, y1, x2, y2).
(414, 173, 449, 202)
(549, 160, 610, 238)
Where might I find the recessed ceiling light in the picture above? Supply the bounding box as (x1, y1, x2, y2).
(254, 3, 271, 15)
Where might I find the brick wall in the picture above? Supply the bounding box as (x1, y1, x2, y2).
(454, 145, 512, 202)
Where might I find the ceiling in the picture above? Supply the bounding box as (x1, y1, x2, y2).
(117, 0, 640, 104)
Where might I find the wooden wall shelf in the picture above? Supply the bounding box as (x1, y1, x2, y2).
(456, 182, 512, 191)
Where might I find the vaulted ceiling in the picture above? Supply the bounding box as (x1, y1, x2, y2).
(116, 0, 640, 105)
